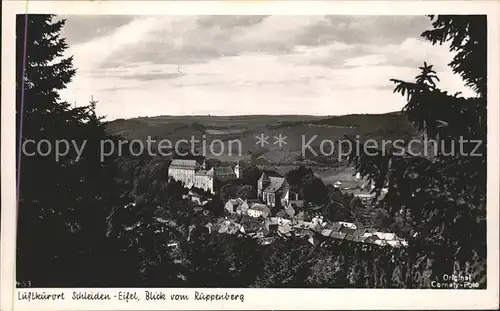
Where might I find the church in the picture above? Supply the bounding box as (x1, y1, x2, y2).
(168, 159, 242, 194)
(257, 171, 299, 208)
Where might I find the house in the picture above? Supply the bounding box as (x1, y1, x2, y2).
(374, 239, 388, 246)
(275, 211, 294, 226)
(216, 220, 231, 234)
(354, 193, 376, 205)
(311, 215, 325, 226)
(353, 228, 367, 236)
(216, 219, 243, 235)
(352, 235, 368, 243)
(224, 198, 248, 214)
(257, 172, 291, 208)
(330, 222, 343, 232)
(295, 228, 314, 238)
(364, 234, 380, 244)
(337, 221, 357, 230)
(240, 214, 257, 224)
(275, 210, 288, 219)
(292, 221, 308, 229)
(321, 229, 333, 237)
(345, 234, 355, 241)
(214, 166, 237, 181)
(265, 217, 291, 229)
(247, 203, 271, 218)
(236, 203, 250, 215)
(241, 220, 262, 234)
(374, 232, 396, 240)
(294, 210, 308, 221)
(185, 189, 210, 205)
(284, 204, 296, 218)
(227, 224, 241, 235)
(387, 240, 404, 248)
(330, 231, 347, 240)
(190, 194, 203, 205)
(287, 200, 304, 210)
(278, 223, 292, 236)
(272, 216, 292, 226)
(265, 217, 278, 228)
(253, 226, 270, 239)
(308, 222, 322, 233)
(284, 201, 296, 218)
(372, 231, 409, 248)
(339, 226, 356, 235)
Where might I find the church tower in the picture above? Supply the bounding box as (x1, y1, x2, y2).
(234, 161, 242, 179)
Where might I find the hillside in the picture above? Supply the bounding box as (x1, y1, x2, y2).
(105, 112, 422, 187)
(105, 112, 418, 162)
(314, 111, 417, 141)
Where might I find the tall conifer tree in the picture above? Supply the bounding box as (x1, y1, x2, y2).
(16, 14, 129, 286)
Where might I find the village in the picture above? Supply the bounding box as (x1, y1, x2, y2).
(164, 158, 408, 249)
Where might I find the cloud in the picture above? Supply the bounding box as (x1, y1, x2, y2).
(65, 15, 432, 69)
(66, 16, 166, 70)
(196, 15, 268, 29)
(120, 72, 185, 81)
(344, 54, 387, 67)
(58, 15, 475, 120)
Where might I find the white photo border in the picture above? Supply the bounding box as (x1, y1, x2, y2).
(1, 1, 499, 310)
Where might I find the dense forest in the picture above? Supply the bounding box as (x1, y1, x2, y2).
(15, 14, 486, 288)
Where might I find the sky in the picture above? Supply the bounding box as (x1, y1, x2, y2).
(58, 15, 475, 120)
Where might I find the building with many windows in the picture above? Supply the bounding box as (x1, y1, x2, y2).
(168, 159, 242, 194)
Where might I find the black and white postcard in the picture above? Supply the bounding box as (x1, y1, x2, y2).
(1, 1, 499, 310)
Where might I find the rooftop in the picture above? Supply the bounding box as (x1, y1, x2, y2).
(249, 203, 271, 214)
(258, 170, 283, 182)
(263, 176, 288, 193)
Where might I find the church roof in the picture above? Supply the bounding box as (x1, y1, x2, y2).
(258, 172, 268, 182)
(258, 170, 282, 182)
(263, 177, 287, 193)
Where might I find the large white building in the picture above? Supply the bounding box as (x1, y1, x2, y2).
(168, 159, 242, 194)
